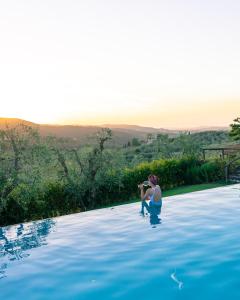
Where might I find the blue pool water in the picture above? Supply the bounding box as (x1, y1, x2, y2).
(1, 184, 240, 299)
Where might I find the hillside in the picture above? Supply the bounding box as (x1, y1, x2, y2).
(0, 118, 178, 145)
(0, 118, 37, 128)
(101, 124, 178, 134)
(0, 118, 229, 146)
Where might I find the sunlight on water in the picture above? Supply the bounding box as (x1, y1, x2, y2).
(1, 184, 240, 299)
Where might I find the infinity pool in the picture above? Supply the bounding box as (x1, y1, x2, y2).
(1, 184, 240, 299)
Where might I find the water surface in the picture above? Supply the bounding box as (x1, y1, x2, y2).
(1, 184, 240, 299)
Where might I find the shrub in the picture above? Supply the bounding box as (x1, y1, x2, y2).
(0, 157, 226, 226)
(121, 157, 225, 198)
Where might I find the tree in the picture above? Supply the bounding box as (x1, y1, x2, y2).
(155, 133, 173, 158)
(131, 137, 141, 147)
(146, 133, 154, 144)
(52, 128, 113, 210)
(82, 128, 112, 208)
(230, 117, 240, 141)
(177, 133, 200, 158)
(0, 124, 40, 200)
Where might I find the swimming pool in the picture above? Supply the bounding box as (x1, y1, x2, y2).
(1, 184, 240, 299)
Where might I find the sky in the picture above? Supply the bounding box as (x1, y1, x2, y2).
(0, 0, 240, 128)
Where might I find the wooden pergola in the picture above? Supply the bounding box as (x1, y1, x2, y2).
(202, 144, 240, 160)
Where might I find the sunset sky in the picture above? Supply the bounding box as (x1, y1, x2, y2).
(0, 0, 240, 128)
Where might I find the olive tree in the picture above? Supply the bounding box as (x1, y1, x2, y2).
(230, 117, 240, 141)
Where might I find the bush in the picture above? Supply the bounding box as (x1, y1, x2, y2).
(1, 183, 44, 225)
(121, 157, 225, 198)
(0, 157, 226, 226)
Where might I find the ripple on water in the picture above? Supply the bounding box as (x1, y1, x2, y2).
(1, 184, 240, 300)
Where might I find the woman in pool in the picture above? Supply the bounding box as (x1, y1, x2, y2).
(138, 174, 162, 215)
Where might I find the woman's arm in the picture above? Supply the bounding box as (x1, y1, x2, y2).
(139, 184, 151, 201)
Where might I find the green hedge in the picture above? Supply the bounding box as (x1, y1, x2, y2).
(121, 157, 225, 198)
(0, 157, 225, 226)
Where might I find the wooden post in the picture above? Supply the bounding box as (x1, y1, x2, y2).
(225, 165, 228, 183)
(202, 149, 206, 160)
(222, 149, 225, 160)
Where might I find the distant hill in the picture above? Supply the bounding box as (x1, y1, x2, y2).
(0, 118, 37, 128)
(0, 118, 179, 146)
(0, 118, 229, 146)
(101, 124, 229, 133)
(101, 124, 178, 134)
(182, 126, 230, 132)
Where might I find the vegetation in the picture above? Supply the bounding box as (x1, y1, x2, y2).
(230, 117, 240, 141)
(0, 124, 229, 225)
(162, 182, 228, 197)
(123, 131, 231, 165)
(100, 182, 229, 208)
(0, 120, 235, 226)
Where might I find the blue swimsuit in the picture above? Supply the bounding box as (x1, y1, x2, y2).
(141, 186, 162, 215)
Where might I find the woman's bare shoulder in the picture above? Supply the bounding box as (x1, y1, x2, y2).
(146, 187, 153, 195)
(156, 185, 162, 194)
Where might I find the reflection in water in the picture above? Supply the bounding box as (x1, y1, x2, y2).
(0, 263, 7, 279)
(171, 270, 184, 290)
(0, 219, 55, 279)
(140, 200, 162, 227)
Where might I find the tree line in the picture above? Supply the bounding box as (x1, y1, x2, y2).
(0, 117, 239, 226)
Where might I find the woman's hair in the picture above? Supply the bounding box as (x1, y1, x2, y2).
(148, 174, 159, 186)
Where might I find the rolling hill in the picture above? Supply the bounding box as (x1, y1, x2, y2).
(0, 118, 229, 146)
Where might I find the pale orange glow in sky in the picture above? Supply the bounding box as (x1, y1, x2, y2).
(0, 1, 240, 128)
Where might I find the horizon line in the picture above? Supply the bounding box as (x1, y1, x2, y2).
(0, 117, 231, 131)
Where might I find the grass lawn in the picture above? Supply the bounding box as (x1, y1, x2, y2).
(100, 181, 232, 209)
(162, 182, 230, 197)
